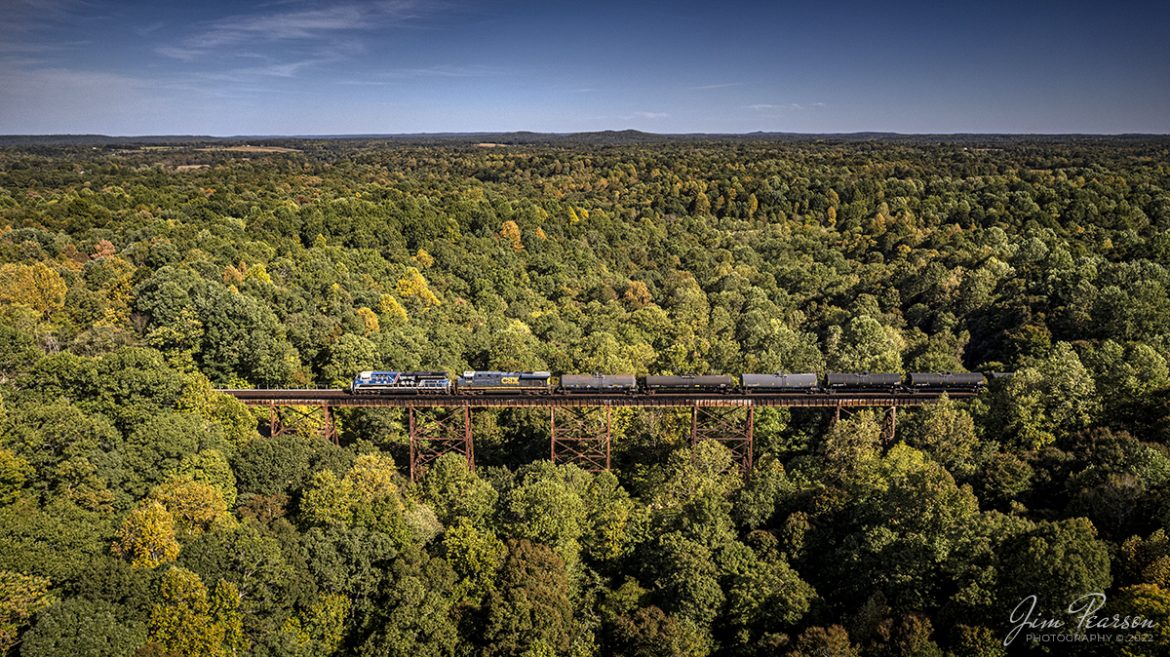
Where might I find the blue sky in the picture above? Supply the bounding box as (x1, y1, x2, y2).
(1, 0, 1167, 135)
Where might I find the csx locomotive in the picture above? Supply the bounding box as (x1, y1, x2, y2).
(349, 370, 992, 395)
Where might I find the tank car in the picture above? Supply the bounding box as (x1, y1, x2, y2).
(741, 373, 819, 393)
(908, 372, 986, 392)
(644, 374, 736, 393)
(825, 372, 903, 392)
(560, 373, 637, 393)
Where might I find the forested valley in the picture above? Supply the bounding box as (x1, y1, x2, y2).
(2, 135, 1170, 656)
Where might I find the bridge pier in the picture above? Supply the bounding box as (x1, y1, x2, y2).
(690, 404, 754, 471)
(881, 406, 896, 444)
(550, 406, 612, 471)
(321, 406, 338, 445)
(267, 403, 284, 437)
(265, 403, 338, 444)
(408, 405, 474, 481)
(831, 404, 898, 444)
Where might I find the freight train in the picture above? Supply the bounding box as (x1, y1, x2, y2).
(349, 370, 994, 395)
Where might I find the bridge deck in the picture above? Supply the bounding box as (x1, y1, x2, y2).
(219, 389, 973, 408)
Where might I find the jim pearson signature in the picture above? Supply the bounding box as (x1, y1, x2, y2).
(1005, 592, 1158, 646)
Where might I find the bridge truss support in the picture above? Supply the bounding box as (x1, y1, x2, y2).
(264, 403, 338, 444)
(550, 406, 612, 471)
(882, 406, 896, 444)
(266, 403, 284, 438)
(409, 405, 473, 482)
(832, 404, 897, 444)
(690, 405, 754, 471)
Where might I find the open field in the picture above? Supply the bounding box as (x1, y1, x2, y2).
(193, 145, 302, 153)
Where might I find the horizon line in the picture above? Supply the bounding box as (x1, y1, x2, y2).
(3, 130, 1170, 140)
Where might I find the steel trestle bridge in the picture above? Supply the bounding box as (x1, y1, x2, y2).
(219, 388, 976, 479)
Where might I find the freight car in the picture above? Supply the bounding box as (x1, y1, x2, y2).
(908, 372, 986, 392)
(825, 372, 903, 392)
(560, 373, 637, 393)
(456, 370, 555, 394)
(741, 373, 819, 393)
(644, 374, 736, 393)
(350, 371, 451, 394)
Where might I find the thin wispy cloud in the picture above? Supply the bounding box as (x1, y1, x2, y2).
(158, 0, 425, 60)
(174, 40, 368, 84)
(384, 64, 503, 78)
(6, 0, 82, 22)
(0, 65, 162, 131)
(135, 21, 167, 37)
(9, 0, 79, 9)
(584, 112, 672, 123)
(623, 111, 670, 120)
(339, 64, 505, 84)
(196, 58, 336, 81)
(747, 102, 826, 111)
(0, 56, 47, 69)
(0, 40, 89, 55)
(690, 82, 741, 91)
(1, 0, 89, 56)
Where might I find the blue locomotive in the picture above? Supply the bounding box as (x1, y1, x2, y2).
(349, 371, 451, 394)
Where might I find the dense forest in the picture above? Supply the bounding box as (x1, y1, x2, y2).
(2, 135, 1170, 656)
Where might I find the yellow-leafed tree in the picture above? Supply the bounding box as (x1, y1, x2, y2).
(356, 306, 380, 334)
(396, 267, 441, 308)
(148, 568, 248, 657)
(378, 294, 409, 323)
(112, 501, 181, 568)
(0, 262, 67, 316)
(149, 478, 233, 540)
(0, 570, 55, 653)
(500, 220, 523, 251)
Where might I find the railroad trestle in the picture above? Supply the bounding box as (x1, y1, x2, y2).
(229, 390, 964, 480)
